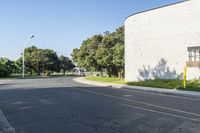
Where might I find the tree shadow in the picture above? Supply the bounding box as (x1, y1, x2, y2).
(137, 58, 183, 81)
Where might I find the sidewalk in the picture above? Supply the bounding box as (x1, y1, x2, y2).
(73, 77, 200, 99)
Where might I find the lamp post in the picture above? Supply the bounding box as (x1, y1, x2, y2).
(22, 35, 35, 78)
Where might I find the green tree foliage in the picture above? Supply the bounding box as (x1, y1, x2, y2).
(15, 46, 74, 76)
(71, 35, 103, 72)
(59, 55, 75, 75)
(0, 58, 18, 77)
(112, 43, 124, 78)
(0, 46, 74, 77)
(0, 64, 10, 77)
(71, 26, 124, 78)
(71, 48, 79, 64)
(42, 49, 60, 75)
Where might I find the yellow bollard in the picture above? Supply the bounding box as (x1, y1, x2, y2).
(183, 67, 187, 89)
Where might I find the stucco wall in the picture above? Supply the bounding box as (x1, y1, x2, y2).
(125, 0, 200, 81)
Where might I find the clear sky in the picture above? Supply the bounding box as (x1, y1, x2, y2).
(0, 0, 180, 60)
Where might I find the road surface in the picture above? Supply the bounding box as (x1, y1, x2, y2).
(0, 77, 200, 133)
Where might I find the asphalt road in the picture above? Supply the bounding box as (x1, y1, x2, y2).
(0, 77, 200, 133)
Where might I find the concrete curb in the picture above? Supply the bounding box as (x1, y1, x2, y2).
(73, 77, 200, 99)
(73, 77, 113, 87)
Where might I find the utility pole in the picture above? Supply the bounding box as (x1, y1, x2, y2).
(22, 35, 35, 78)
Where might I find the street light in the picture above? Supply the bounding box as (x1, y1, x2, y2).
(22, 35, 35, 78)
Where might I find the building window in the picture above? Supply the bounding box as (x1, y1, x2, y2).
(187, 46, 200, 67)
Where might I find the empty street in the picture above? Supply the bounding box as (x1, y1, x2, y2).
(0, 77, 200, 133)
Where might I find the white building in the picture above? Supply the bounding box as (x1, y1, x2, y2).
(125, 0, 200, 81)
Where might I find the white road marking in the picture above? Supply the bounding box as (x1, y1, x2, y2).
(120, 103, 200, 122)
(124, 95, 132, 97)
(0, 109, 15, 133)
(71, 92, 81, 96)
(72, 87, 200, 118)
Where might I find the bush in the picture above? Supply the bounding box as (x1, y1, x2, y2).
(0, 64, 11, 77)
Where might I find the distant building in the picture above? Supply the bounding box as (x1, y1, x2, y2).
(125, 0, 200, 81)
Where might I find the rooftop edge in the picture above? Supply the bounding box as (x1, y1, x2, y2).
(125, 0, 191, 21)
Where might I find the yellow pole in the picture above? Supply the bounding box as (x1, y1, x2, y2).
(183, 67, 187, 89)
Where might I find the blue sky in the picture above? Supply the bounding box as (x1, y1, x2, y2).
(0, 0, 180, 60)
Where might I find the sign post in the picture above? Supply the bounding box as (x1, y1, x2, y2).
(183, 67, 187, 89)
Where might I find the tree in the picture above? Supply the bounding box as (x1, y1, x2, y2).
(24, 46, 38, 75)
(71, 34, 103, 72)
(84, 35, 103, 72)
(71, 48, 80, 64)
(112, 43, 124, 78)
(42, 49, 60, 75)
(59, 55, 75, 75)
(0, 57, 17, 77)
(16, 46, 61, 76)
(95, 44, 113, 77)
(112, 26, 124, 78)
(0, 63, 10, 77)
(71, 26, 125, 78)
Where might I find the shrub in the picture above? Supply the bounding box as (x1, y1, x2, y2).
(0, 63, 11, 77)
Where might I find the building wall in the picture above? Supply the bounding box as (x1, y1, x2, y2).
(125, 0, 200, 81)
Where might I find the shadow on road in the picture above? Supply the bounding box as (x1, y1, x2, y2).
(0, 85, 199, 133)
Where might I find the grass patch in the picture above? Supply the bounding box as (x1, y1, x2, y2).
(126, 79, 200, 92)
(86, 76, 200, 92)
(183, 79, 200, 92)
(127, 79, 181, 89)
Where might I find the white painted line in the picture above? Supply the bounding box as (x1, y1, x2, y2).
(71, 92, 81, 96)
(72, 87, 200, 118)
(124, 95, 132, 97)
(0, 109, 15, 133)
(120, 103, 200, 122)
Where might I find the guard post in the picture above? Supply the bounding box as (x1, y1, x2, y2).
(183, 67, 186, 89)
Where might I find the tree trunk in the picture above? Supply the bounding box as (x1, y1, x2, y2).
(118, 71, 121, 79)
(29, 70, 32, 75)
(117, 69, 124, 79)
(37, 71, 40, 76)
(107, 68, 112, 77)
(37, 66, 41, 75)
(100, 70, 103, 77)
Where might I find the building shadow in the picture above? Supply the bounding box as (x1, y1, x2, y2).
(137, 58, 183, 81)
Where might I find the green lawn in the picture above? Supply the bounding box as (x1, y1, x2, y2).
(85, 76, 200, 92)
(127, 79, 181, 89)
